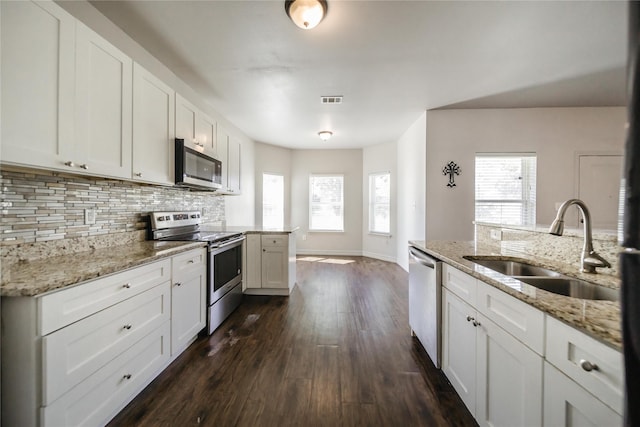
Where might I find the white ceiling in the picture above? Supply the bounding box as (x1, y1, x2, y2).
(89, 0, 627, 150)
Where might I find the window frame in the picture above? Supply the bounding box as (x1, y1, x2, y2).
(474, 153, 537, 226)
(368, 171, 391, 235)
(308, 174, 344, 232)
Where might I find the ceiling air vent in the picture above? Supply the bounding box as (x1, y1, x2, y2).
(321, 95, 343, 104)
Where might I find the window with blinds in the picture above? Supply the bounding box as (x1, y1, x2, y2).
(263, 173, 284, 229)
(309, 175, 344, 231)
(369, 172, 391, 234)
(475, 154, 537, 226)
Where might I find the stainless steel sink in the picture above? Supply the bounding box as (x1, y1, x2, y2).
(463, 256, 561, 277)
(516, 277, 619, 301)
(464, 256, 619, 301)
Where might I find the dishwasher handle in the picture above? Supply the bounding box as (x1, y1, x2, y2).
(409, 247, 436, 269)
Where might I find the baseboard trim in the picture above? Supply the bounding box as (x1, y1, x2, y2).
(296, 249, 363, 257)
(361, 251, 397, 263)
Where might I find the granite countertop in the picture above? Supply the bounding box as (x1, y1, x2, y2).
(410, 240, 621, 351)
(1, 241, 206, 297)
(201, 224, 299, 234)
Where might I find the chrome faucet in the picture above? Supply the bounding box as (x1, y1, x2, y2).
(549, 199, 611, 273)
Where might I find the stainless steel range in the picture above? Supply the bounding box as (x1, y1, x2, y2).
(149, 211, 244, 334)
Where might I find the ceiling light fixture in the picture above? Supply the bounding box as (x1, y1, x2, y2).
(318, 131, 333, 141)
(285, 0, 328, 30)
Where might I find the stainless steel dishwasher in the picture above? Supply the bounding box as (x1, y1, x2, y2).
(409, 244, 442, 368)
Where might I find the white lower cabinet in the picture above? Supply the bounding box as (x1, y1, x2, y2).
(244, 233, 296, 295)
(441, 264, 623, 427)
(543, 362, 621, 427)
(171, 248, 207, 356)
(442, 265, 543, 427)
(1, 248, 206, 426)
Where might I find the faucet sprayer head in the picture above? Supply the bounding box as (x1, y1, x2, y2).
(549, 218, 564, 236)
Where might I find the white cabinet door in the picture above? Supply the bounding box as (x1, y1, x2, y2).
(1, 0, 75, 170)
(175, 94, 197, 144)
(475, 313, 543, 427)
(442, 288, 477, 415)
(244, 235, 262, 289)
(216, 125, 229, 188)
(227, 137, 241, 194)
(261, 235, 288, 289)
(543, 362, 622, 427)
(195, 112, 217, 157)
(171, 249, 206, 356)
(75, 22, 132, 179)
(132, 63, 175, 185)
(171, 272, 206, 355)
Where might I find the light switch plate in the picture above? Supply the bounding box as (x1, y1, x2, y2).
(84, 208, 96, 225)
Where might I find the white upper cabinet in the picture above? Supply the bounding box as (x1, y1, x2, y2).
(1, 0, 75, 170)
(175, 93, 217, 157)
(75, 22, 133, 179)
(1, 1, 133, 179)
(215, 124, 242, 195)
(132, 63, 175, 185)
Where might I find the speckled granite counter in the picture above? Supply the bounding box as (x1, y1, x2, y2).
(201, 225, 299, 234)
(410, 240, 621, 351)
(1, 241, 206, 297)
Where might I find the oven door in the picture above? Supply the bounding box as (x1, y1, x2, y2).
(209, 238, 244, 304)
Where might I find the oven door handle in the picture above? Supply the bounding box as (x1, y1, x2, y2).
(211, 236, 245, 249)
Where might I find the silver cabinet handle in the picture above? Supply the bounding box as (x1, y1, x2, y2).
(135, 172, 143, 177)
(64, 161, 74, 167)
(175, 282, 182, 287)
(579, 359, 598, 372)
(466, 315, 474, 322)
(123, 324, 132, 330)
(123, 374, 132, 380)
(79, 164, 89, 170)
(123, 283, 131, 289)
(472, 320, 481, 327)
(188, 260, 194, 264)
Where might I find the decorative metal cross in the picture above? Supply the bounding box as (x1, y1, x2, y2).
(442, 161, 461, 188)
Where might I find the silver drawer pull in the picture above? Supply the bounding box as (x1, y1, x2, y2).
(579, 359, 598, 372)
(64, 161, 74, 167)
(79, 164, 89, 170)
(175, 282, 182, 287)
(123, 374, 132, 380)
(466, 315, 474, 322)
(123, 324, 132, 330)
(123, 283, 131, 289)
(472, 320, 481, 327)
(188, 260, 195, 264)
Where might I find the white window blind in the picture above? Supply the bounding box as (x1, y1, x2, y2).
(475, 154, 537, 226)
(263, 173, 284, 229)
(369, 172, 390, 234)
(309, 175, 344, 231)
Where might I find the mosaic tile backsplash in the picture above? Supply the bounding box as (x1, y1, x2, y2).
(1, 167, 225, 248)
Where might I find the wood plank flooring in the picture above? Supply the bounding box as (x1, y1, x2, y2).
(108, 256, 477, 427)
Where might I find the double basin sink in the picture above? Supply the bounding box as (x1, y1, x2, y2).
(463, 256, 619, 302)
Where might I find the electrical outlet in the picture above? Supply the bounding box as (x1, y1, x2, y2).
(302, 234, 307, 241)
(84, 208, 96, 225)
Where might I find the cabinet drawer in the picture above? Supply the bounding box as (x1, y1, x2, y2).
(39, 258, 171, 335)
(172, 247, 206, 277)
(476, 280, 545, 355)
(546, 316, 623, 414)
(442, 264, 477, 306)
(42, 282, 170, 405)
(261, 234, 287, 247)
(43, 321, 170, 427)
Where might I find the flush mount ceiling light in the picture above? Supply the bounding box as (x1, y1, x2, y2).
(318, 131, 333, 141)
(285, 0, 328, 30)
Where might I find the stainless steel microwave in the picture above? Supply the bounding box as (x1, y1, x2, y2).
(175, 138, 222, 190)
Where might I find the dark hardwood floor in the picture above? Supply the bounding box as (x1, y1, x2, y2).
(108, 256, 477, 427)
